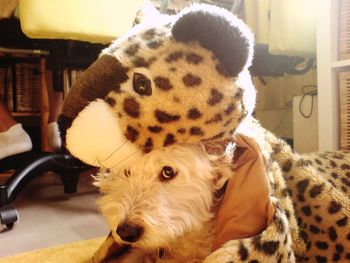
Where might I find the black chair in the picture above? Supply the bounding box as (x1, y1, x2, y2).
(0, 151, 90, 228)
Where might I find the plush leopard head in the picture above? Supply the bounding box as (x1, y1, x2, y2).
(58, 4, 255, 168)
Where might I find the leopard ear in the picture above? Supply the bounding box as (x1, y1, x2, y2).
(171, 4, 254, 77)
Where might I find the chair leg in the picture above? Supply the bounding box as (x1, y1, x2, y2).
(0, 152, 60, 229)
(60, 172, 80, 194)
(0, 151, 91, 229)
(0, 205, 18, 229)
(0, 152, 61, 205)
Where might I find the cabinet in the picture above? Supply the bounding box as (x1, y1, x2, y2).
(317, 0, 350, 151)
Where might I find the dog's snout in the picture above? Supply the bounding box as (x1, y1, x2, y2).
(116, 222, 144, 243)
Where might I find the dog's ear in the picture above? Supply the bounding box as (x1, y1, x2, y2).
(202, 139, 233, 157)
(201, 139, 234, 198)
(213, 179, 229, 200)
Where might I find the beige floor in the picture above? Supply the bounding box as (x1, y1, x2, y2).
(0, 170, 109, 258)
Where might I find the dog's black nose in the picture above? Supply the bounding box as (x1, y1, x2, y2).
(116, 222, 144, 243)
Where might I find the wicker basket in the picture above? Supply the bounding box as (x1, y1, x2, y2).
(0, 67, 14, 111)
(15, 63, 41, 112)
(339, 0, 350, 60)
(339, 71, 350, 149)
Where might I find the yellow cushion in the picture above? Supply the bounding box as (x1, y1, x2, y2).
(19, 0, 142, 44)
(0, 237, 105, 263)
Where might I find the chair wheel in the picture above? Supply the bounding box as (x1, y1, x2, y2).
(0, 206, 19, 229)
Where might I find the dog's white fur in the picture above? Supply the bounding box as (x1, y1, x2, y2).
(95, 143, 232, 262)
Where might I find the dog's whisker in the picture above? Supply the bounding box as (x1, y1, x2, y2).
(95, 159, 137, 186)
(97, 159, 119, 178)
(114, 171, 137, 186)
(110, 149, 142, 169)
(92, 157, 99, 166)
(97, 158, 108, 170)
(101, 141, 128, 162)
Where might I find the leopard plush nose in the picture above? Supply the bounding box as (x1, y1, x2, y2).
(116, 222, 144, 243)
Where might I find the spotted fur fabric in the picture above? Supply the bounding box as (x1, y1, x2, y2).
(205, 119, 350, 262)
(262, 126, 350, 262)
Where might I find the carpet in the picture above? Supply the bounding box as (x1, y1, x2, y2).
(0, 237, 105, 263)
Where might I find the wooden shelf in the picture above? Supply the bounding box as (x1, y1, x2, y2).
(11, 112, 40, 117)
(331, 59, 350, 68)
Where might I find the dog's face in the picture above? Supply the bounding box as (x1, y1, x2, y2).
(96, 144, 224, 249)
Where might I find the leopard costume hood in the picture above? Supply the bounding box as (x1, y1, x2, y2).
(58, 4, 255, 167)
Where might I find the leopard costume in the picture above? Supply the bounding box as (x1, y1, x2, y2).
(58, 4, 350, 262)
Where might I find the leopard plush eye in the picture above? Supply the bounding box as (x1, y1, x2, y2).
(133, 73, 152, 96)
(159, 166, 178, 181)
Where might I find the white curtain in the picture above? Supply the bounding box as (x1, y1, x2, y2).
(244, 0, 270, 45)
(244, 0, 317, 58)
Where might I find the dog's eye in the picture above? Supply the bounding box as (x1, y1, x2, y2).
(159, 166, 178, 181)
(133, 73, 152, 96)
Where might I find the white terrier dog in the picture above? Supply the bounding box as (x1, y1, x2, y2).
(94, 142, 232, 262)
